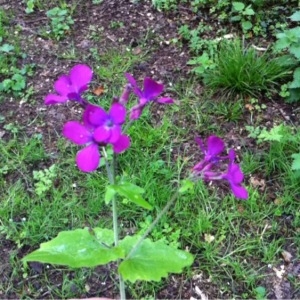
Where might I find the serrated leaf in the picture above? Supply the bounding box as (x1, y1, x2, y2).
(232, 2, 245, 11)
(289, 67, 300, 88)
(258, 124, 284, 142)
(290, 44, 300, 59)
(110, 182, 152, 210)
(291, 153, 300, 170)
(118, 236, 194, 282)
(23, 228, 124, 267)
(274, 36, 291, 50)
(289, 11, 300, 22)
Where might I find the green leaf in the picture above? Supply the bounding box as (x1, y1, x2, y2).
(290, 44, 300, 59)
(110, 182, 152, 210)
(118, 236, 194, 282)
(258, 124, 284, 142)
(232, 2, 245, 11)
(242, 21, 253, 31)
(179, 179, 194, 194)
(289, 67, 300, 89)
(0, 43, 14, 53)
(291, 153, 300, 170)
(289, 11, 300, 22)
(274, 35, 291, 50)
(244, 5, 255, 15)
(230, 15, 242, 22)
(105, 185, 116, 204)
(23, 228, 124, 267)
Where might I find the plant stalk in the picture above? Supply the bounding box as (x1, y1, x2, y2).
(125, 190, 179, 260)
(103, 148, 126, 300)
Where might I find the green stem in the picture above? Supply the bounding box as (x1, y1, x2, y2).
(102, 148, 126, 300)
(125, 190, 179, 260)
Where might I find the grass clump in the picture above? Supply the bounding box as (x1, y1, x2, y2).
(203, 39, 290, 97)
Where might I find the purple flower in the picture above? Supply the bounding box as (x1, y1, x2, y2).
(45, 64, 93, 105)
(125, 73, 174, 120)
(192, 136, 248, 200)
(84, 103, 127, 144)
(193, 136, 224, 174)
(222, 150, 248, 200)
(63, 104, 130, 172)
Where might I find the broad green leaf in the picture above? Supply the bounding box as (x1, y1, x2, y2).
(179, 179, 194, 194)
(274, 35, 291, 50)
(230, 15, 242, 22)
(0, 43, 14, 53)
(289, 11, 300, 21)
(291, 153, 300, 170)
(289, 67, 300, 89)
(286, 87, 300, 103)
(244, 6, 255, 15)
(110, 182, 152, 210)
(118, 236, 194, 282)
(242, 21, 253, 31)
(258, 124, 284, 142)
(23, 228, 124, 267)
(290, 44, 300, 60)
(232, 2, 245, 11)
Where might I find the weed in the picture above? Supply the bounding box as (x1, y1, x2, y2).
(151, 0, 178, 11)
(202, 39, 290, 97)
(274, 11, 300, 102)
(46, 6, 74, 40)
(230, 1, 255, 34)
(33, 164, 57, 196)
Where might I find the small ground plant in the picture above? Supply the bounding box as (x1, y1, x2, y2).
(274, 11, 300, 102)
(202, 39, 290, 97)
(46, 6, 74, 40)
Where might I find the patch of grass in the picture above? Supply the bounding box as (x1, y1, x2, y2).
(202, 39, 290, 97)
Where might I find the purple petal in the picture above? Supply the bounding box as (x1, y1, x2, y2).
(125, 73, 137, 87)
(228, 149, 236, 161)
(193, 160, 206, 172)
(94, 125, 122, 143)
(125, 73, 143, 98)
(109, 125, 122, 143)
(156, 97, 174, 104)
(63, 121, 92, 145)
(83, 104, 108, 127)
(54, 75, 72, 96)
(230, 184, 248, 200)
(76, 143, 100, 172)
(93, 126, 110, 142)
(109, 103, 126, 124)
(113, 135, 130, 153)
(195, 137, 206, 153)
(130, 105, 143, 120)
(207, 136, 224, 156)
(44, 94, 68, 105)
(69, 64, 93, 93)
(229, 164, 244, 184)
(143, 77, 164, 100)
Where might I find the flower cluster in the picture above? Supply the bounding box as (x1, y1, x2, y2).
(45, 64, 248, 199)
(192, 136, 248, 200)
(45, 64, 173, 172)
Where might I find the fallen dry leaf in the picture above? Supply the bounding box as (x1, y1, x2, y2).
(93, 86, 105, 96)
(281, 250, 293, 263)
(249, 176, 266, 190)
